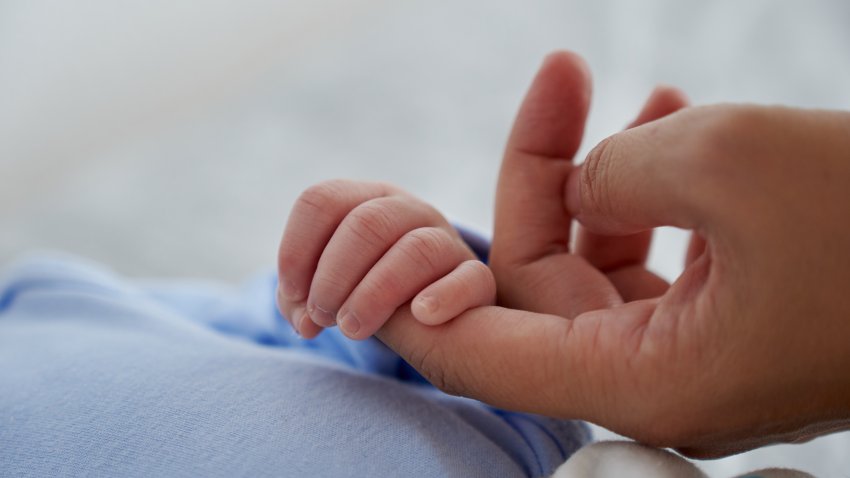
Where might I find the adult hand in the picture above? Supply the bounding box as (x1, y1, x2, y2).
(377, 51, 850, 458)
(561, 97, 850, 456)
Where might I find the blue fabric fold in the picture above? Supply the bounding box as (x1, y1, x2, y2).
(0, 253, 589, 477)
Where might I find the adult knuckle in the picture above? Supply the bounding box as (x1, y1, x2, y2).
(694, 107, 738, 156)
(689, 105, 762, 167)
(668, 105, 770, 206)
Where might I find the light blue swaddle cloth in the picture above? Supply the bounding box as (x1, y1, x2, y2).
(0, 253, 589, 477)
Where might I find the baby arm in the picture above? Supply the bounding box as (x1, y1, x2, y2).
(276, 179, 495, 340)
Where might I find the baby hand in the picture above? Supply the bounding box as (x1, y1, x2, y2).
(277, 180, 495, 339)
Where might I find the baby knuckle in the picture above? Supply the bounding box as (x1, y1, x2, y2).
(465, 260, 496, 294)
(277, 252, 298, 277)
(468, 259, 494, 280)
(312, 273, 348, 298)
(345, 201, 399, 248)
(398, 228, 453, 270)
(356, 268, 406, 310)
(295, 180, 350, 214)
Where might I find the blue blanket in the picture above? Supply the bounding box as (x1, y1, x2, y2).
(0, 254, 588, 477)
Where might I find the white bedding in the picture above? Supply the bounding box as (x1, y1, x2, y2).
(2, 1, 848, 475)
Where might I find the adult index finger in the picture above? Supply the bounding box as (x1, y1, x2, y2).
(566, 106, 716, 236)
(376, 300, 661, 427)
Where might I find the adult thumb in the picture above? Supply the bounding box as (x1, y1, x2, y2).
(566, 107, 710, 236)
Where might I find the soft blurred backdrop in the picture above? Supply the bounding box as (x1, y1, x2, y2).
(2, 0, 849, 475)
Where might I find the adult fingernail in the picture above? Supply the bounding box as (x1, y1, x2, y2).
(308, 303, 336, 327)
(338, 311, 360, 338)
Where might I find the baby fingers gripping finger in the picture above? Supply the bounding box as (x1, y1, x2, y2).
(306, 195, 448, 328)
(412, 260, 496, 325)
(337, 227, 475, 340)
(277, 180, 400, 334)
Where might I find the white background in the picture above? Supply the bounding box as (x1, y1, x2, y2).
(2, 1, 849, 475)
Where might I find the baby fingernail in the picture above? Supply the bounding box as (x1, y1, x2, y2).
(339, 312, 360, 337)
(308, 303, 336, 327)
(289, 307, 305, 336)
(416, 295, 439, 314)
